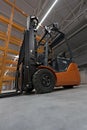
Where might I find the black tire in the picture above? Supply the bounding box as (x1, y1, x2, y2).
(63, 85, 74, 89)
(33, 69, 55, 94)
(25, 87, 34, 93)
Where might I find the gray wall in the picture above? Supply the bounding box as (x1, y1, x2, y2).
(80, 68, 87, 84)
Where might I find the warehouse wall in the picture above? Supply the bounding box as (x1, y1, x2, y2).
(80, 68, 87, 84)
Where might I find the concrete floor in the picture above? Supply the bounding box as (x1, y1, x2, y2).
(0, 85, 87, 130)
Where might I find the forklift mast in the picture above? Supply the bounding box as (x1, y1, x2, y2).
(15, 16, 38, 92)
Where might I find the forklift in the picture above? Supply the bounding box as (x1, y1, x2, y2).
(15, 16, 80, 94)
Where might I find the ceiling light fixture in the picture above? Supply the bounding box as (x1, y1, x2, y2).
(36, 0, 58, 30)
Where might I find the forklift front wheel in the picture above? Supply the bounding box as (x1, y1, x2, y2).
(33, 69, 55, 94)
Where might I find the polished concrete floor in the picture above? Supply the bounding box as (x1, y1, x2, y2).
(0, 85, 87, 130)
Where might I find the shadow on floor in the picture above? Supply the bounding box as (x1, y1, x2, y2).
(25, 86, 79, 95)
(0, 86, 79, 98)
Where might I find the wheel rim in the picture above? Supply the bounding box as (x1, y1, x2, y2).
(41, 74, 51, 87)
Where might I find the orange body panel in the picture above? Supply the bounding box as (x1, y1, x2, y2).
(55, 63, 80, 86)
(39, 63, 80, 87)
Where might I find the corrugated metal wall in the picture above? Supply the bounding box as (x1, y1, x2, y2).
(80, 69, 87, 84)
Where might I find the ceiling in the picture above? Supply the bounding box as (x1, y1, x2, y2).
(1, 0, 87, 31)
(0, 0, 87, 67)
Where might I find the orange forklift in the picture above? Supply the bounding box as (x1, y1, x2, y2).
(15, 16, 80, 94)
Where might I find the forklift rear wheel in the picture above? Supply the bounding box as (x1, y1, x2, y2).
(63, 85, 73, 89)
(33, 69, 55, 94)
